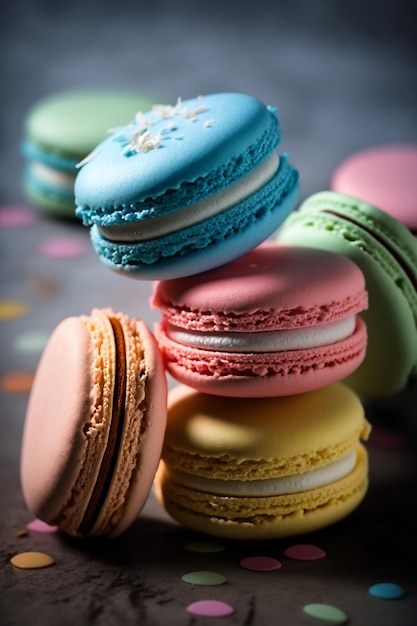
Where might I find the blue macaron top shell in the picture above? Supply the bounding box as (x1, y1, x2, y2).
(75, 93, 281, 226)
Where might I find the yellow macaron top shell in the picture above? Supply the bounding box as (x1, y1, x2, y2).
(162, 383, 371, 482)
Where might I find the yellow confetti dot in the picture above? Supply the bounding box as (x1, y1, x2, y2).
(10, 551, 55, 569)
(0, 299, 29, 320)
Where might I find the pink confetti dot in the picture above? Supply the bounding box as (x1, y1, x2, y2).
(239, 556, 282, 572)
(27, 519, 58, 534)
(186, 600, 235, 617)
(283, 544, 326, 561)
(37, 236, 88, 259)
(0, 205, 36, 228)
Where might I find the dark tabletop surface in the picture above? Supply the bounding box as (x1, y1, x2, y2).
(1, 1, 416, 624)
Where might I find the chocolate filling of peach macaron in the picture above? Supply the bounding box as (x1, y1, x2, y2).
(79, 316, 127, 535)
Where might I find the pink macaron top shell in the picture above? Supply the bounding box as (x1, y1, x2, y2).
(151, 242, 367, 332)
(331, 144, 417, 232)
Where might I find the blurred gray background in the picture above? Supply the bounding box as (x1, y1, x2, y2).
(1, 0, 416, 204)
(1, 2, 416, 625)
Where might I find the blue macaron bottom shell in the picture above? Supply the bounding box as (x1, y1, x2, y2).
(89, 157, 299, 279)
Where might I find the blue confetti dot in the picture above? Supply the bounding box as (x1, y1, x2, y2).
(368, 582, 405, 600)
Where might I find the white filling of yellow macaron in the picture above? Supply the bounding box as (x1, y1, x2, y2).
(98, 152, 280, 242)
(166, 315, 356, 353)
(167, 451, 357, 497)
(30, 161, 76, 191)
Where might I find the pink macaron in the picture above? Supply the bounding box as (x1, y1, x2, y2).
(331, 144, 417, 233)
(151, 242, 368, 397)
(20, 308, 167, 537)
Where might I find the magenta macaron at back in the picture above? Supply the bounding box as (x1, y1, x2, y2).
(151, 242, 368, 397)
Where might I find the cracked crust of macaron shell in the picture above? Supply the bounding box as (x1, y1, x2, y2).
(299, 192, 417, 289)
(93, 315, 167, 537)
(154, 445, 369, 540)
(161, 429, 368, 482)
(153, 291, 367, 334)
(56, 309, 117, 534)
(151, 244, 368, 334)
(154, 316, 367, 397)
(160, 384, 370, 482)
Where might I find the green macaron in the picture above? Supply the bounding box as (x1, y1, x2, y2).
(22, 89, 156, 218)
(277, 191, 417, 398)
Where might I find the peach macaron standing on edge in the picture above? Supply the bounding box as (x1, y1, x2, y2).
(20, 308, 167, 538)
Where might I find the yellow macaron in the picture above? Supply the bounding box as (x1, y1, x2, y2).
(155, 383, 371, 540)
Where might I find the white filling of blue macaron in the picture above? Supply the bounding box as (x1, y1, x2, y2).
(30, 161, 76, 191)
(167, 451, 357, 497)
(97, 152, 279, 242)
(166, 315, 356, 353)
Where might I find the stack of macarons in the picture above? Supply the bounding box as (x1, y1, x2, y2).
(21, 92, 375, 541)
(22, 89, 156, 218)
(74, 92, 371, 539)
(150, 242, 372, 539)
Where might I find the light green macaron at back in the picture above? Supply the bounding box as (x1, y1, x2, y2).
(22, 89, 157, 217)
(277, 191, 417, 398)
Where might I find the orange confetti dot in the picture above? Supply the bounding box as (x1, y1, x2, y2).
(0, 371, 34, 393)
(10, 551, 55, 569)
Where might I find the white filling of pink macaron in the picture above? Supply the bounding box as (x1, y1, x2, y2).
(167, 451, 357, 497)
(166, 315, 356, 353)
(31, 161, 76, 191)
(98, 152, 280, 242)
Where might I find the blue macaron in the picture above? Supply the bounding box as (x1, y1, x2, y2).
(75, 93, 299, 279)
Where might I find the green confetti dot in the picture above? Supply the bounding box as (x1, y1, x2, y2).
(14, 330, 49, 354)
(182, 571, 227, 586)
(303, 603, 348, 624)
